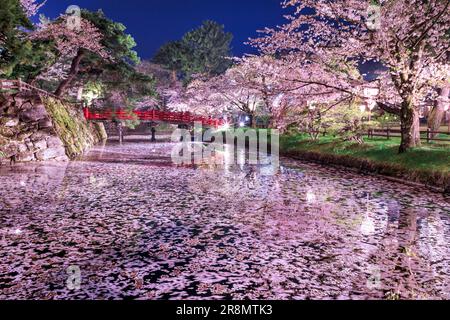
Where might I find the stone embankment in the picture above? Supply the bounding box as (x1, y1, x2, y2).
(0, 93, 106, 165)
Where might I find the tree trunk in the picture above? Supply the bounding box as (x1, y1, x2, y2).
(249, 114, 257, 129)
(428, 85, 450, 138)
(54, 49, 85, 97)
(171, 70, 177, 84)
(268, 117, 276, 129)
(399, 98, 421, 153)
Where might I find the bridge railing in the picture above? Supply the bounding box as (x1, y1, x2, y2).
(0, 79, 223, 127)
(84, 108, 223, 128)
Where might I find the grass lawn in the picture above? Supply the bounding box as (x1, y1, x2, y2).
(280, 133, 450, 175)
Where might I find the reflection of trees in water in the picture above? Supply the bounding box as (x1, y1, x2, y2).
(368, 205, 448, 299)
(1, 142, 449, 299)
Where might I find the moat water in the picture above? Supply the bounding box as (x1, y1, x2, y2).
(0, 138, 449, 300)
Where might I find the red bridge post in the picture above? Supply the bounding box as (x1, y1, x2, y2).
(83, 107, 90, 120)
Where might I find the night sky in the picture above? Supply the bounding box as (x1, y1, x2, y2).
(39, 0, 289, 60)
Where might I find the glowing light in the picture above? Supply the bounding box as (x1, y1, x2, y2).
(364, 87, 379, 98)
(360, 105, 367, 113)
(239, 122, 245, 127)
(220, 123, 230, 130)
(419, 107, 426, 119)
(245, 116, 250, 121)
(308, 101, 317, 111)
(273, 93, 284, 108)
(13, 229, 22, 235)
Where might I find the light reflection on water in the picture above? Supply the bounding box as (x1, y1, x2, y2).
(0, 141, 448, 300)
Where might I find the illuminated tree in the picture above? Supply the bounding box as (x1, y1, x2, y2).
(30, 15, 109, 96)
(254, 0, 450, 153)
(19, 0, 46, 17)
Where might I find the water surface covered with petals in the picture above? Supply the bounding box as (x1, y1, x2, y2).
(0, 140, 449, 300)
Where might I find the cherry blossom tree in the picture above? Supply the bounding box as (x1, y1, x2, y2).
(206, 69, 263, 126)
(253, 0, 450, 153)
(230, 55, 354, 130)
(137, 61, 183, 110)
(166, 77, 230, 117)
(20, 0, 46, 17)
(30, 15, 110, 96)
(224, 55, 283, 127)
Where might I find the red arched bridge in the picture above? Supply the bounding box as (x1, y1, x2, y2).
(83, 108, 224, 128)
(0, 79, 224, 129)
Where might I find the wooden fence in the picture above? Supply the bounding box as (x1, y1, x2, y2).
(368, 128, 450, 143)
(0, 79, 64, 100)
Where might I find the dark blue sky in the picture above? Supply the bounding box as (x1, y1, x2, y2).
(39, 0, 288, 60)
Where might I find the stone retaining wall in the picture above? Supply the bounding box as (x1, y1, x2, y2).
(0, 93, 106, 165)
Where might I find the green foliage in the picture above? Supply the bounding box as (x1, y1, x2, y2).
(153, 41, 186, 74)
(121, 105, 140, 130)
(153, 20, 233, 83)
(0, 0, 35, 77)
(80, 10, 155, 102)
(82, 81, 105, 105)
(323, 102, 375, 144)
(181, 20, 233, 78)
(9, 40, 57, 81)
(82, 9, 139, 65)
(373, 113, 399, 128)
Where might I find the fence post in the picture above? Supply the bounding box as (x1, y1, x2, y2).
(427, 128, 431, 143)
(17, 79, 22, 92)
(387, 128, 390, 140)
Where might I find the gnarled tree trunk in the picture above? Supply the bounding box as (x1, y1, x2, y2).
(55, 49, 85, 97)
